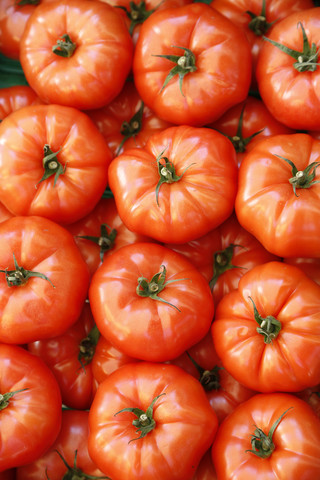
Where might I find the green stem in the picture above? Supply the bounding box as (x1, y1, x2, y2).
(36, 144, 65, 187)
(246, 0, 277, 36)
(0, 253, 55, 288)
(116, 101, 144, 156)
(209, 244, 246, 290)
(0, 388, 28, 410)
(116, 1, 161, 35)
(52, 34, 76, 58)
(186, 352, 222, 391)
(77, 224, 117, 263)
(248, 296, 281, 344)
(274, 154, 320, 197)
(45, 449, 110, 479)
(78, 325, 100, 370)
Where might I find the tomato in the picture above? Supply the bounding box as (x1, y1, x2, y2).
(211, 0, 314, 90)
(28, 303, 98, 410)
(89, 242, 214, 362)
(165, 212, 279, 307)
(235, 133, 320, 258)
(208, 96, 293, 167)
(284, 257, 320, 285)
(0, 104, 111, 225)
(0, 343, 62, 471)
(19, 0, 134, 110)
(88, 362, 218, 480)
(0, 470, 15, 480)
(133, 3, 252, 126)
(211, 261, 320, 393)
(87, 80, 173, 158)
(0, 215, 90, 344)
(256, 8, 320, 130)
(192, 449, 217, 480)
(169, 332, 257, 424)
(108, 125, 238, 244)
(66, 197, 154, 279)
(16, 409, 107, 479)
(211, 392, 320, 480)
(0, 85, 42, 121)
(295, 384, 320, 418)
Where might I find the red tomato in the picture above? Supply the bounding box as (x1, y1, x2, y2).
(0, 104, 111, 225)
(88, 362, 219, 480)
(16, 410, 106, 479)
(0, 344, 62, 471)
(211, 0, 314, 89)
(235, 133, 320, 258)
(192, 449, 217, 480)
(295, 384, 320, 418)
(284, 257, 320, 285)
(256, 8, 320, 130)
(28, 303, 98, 410)
(0, 470, 15, 480)
(19, 0, 134, 110)
(108, 125, 238, 244)
(66, 197, 154, 279)
(165, 212, 279, 307)
(211, 392, 320, 480)
(0, 85, 42, 121)
(0, 215, 90, 344)
(133, 3, 252, 126)
(89, 242, 214, 362)
(212, 261, 320, 392)
(208, 96, 293, 167)
(87, 81, 173, 158)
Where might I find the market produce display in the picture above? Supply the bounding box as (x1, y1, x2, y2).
(0, 0, 320, 479)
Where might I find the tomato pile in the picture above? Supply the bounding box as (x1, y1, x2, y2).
(0, 0, 320, 479)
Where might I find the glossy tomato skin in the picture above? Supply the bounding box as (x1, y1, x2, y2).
(133, 3, 252, 126)
(284, 257, 320, 285)
(20, 0, 134, 110)
(0, 344, 62, 472)
(211, 261, 320, 392)
(0, 85, 42, 121)
(109, 125, 238, 244)
(256, 8, 320, 130)
(211, 393, 320, 480)
(88, 362, 219, 480)
(0, 104, 111, 225)
(235, 133, 320, 258)
(0, 216, 90, 344)
(28, 303, 98, 410)
(191, 449, 217, 480)
(89, 242, 214, 362)
(16, 409, 106, 479)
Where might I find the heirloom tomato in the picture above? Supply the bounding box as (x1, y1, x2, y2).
(295, 384, 320, 418)
(256, 8, 320, 130)
(88, 362, 218, 480)
(192, 450, 217, 480)
(0, 104, 111, 225)
(109, 125, 237, 244)
(0, 344, 62, 472)
(211, 393, 320, 480)
(212, 261, 320, 392)
(235, 133, 320, 258)
(0, 85, 42, 121)
(0, 215, 90, 344)
(133, 2, 252, 126)
(19, 0, 133, 110)
(284, 257, 320, 285)
(89, 242, 214, 362)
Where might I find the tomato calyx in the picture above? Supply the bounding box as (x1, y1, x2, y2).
(136, 264, 188, 311)
(46, 449, 110, 480)
(274, 154, 320, 196)
(114, 393, 165, 443)
(78, 325, 100, 370)
(16, 0, 40, 5)
(246, 407, 293, 458)
(37, 144, 65, 187)
(77, 224, 118, 263)
(116, 2, 159, 35)
(0, 388, 28, 411)
(209, 243, 246, 290)
(116, 101, 144, 156)
(153, 46, 197, 96)
(0, 253, 55, 288)
(155, 147, 195, 206)
(248, 296, 281, 344)
(52, 34, 77, 58)
(246, 0, 276, 36)
(263, 22, 319, 72)
(186, 352, 222, 391)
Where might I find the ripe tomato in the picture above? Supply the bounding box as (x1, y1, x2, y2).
(88, 362, 218, 480)
(192, 449, 217, 480)
(235, 133, 320, 258)
(16, 409, 106, 479)
(211, 393, 320, 480)
(19, 0, 134, 110)
(0, 343, 62, 471)
(212, 261, 320, 392)
(0, 85, 42, 121)
(0, 215, 90, 344)
(284, 257, 320, 285)
(295, 384, 320, 418)
(89, 242, 214, 362)
(133, 3, 252, 126)
(108, 125, 238, 244)
(256, 8, 320, 130)
(0, 104, 111, 225)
